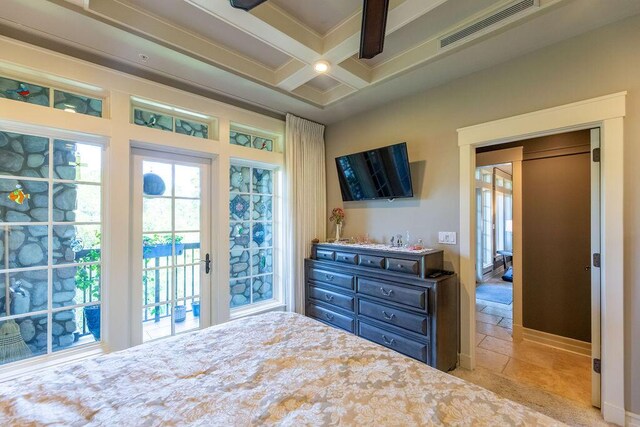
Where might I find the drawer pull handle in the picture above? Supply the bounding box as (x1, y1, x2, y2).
(382, 335, 396, 346)
(382, 311, 396, 320)
(325, 313, 335, 321)
(324, 294, 334, 302)
(380, 287, 393, 297)
(325, 274, 334, 281)
(367, 260, 373, 264)
(397, 264, 403, 269)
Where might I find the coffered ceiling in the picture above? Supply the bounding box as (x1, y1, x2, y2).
(1, 0, 640, 123)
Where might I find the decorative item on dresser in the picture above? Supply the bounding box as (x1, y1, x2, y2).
(305, 243, 459, 372)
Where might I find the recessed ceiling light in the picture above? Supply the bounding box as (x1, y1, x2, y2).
(313, 60, 330, 74)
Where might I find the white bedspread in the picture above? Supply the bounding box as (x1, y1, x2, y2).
(0, 312, 560, 426)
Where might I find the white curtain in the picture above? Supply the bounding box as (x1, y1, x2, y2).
(285, 113, 326, 314)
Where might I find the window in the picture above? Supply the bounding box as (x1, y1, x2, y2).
(229, 163, 274, 308)
(0, 75, 103, 117)
(0, 130, 103, 365)
(132, 108, 209, 139)
(230, 130, 274, 152)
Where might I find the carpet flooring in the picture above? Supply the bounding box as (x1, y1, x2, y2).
(451, 366, 610, 426)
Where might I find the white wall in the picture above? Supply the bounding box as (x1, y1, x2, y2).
(325, 14, 640, 413)
(0, 35, 285, 354)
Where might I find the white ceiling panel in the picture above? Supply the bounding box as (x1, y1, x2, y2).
(306, 74, 341, 92)
(128, 0, 291, 69)
(269, 0, 361, 35)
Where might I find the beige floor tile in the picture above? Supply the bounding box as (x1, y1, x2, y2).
(479, 336, 556, 370)
(475, 347, 509, 373)
(475, 333, 487, 346)
(476, 311, 502, 325)
(481, 305, 513, 319)
(497, 317, 512, 329)
(476, 321, 513, 341)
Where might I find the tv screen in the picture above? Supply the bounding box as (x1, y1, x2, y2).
(335, 142, 414, 201)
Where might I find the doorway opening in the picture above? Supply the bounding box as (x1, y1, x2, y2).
(472, 129, 599, 409)
(458, 92, 625, 424)
(475, 163, 514, 319)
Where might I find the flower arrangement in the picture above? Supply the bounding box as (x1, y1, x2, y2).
(329, 207, 345, 225)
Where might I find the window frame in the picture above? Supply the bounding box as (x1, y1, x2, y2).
(0, 122, 108, 370)
(228, 159, 282, 313)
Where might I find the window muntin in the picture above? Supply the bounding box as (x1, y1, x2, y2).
(229, 164, 274, 308)
(0, 130, 103, 365)
(133, 108, 209, 140)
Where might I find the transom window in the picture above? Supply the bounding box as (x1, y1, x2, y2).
(0, 130, 103, 365)
(229, 163, 275, 308)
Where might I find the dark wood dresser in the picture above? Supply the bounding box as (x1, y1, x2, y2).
(305, 243, 458, 372)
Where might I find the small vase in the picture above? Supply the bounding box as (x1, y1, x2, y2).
(335, 224, 342, 242)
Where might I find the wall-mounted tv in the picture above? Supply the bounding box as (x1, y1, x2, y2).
(335, 142, 414, 201)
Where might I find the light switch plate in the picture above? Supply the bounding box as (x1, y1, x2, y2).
(438, 232, 457, 245)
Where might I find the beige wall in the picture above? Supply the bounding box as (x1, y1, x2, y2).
(325, 14, 640, 412)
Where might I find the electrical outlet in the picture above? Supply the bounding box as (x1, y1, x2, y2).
(438, 232, 457, 245)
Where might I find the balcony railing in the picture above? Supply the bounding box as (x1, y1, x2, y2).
(75, 242, 201, 336)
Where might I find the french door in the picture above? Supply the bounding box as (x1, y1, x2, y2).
(131, 150, 211, 344)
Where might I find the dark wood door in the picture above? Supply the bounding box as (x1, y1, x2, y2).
(522, 152, 591, 342)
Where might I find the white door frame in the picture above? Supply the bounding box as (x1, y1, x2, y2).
(457, 92, 626, 424)
(130, 150, 212, 345)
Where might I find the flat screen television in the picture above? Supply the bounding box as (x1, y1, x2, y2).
(335, 142, 414, 201)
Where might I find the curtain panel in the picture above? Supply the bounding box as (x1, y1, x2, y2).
(284, 114, 326, 314)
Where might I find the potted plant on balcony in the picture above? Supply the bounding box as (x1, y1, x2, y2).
(76, 248, 101, 340)
(143, 234, 185, 259)
(191, 300, 200, 317)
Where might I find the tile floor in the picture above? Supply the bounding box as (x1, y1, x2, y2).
(475, 296, 592, 405)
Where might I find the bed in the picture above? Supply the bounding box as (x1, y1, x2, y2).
(0, 312, 559, 426)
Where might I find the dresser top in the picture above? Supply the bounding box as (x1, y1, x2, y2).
(315, 242, 438, 256)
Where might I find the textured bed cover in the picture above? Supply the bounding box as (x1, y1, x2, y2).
(0, 312, 561, 426)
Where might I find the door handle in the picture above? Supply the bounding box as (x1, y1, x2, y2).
(200, 253, 211, 274)
(585, 265, 591, 271)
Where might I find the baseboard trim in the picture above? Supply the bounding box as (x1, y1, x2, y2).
(627, 411, 640, 427)
(513, 323, 523, 341)
(522, 327, 591, 356)
(601, 402, 626, 425)
(459, 352, 472, 370)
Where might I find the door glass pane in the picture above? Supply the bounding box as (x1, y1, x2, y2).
(175, 199, 199, 231)
(143, 198, 171, 232)
(175, 165, 200, 198)
(140, 159, 204, 342)
(142, 304, 172, 342)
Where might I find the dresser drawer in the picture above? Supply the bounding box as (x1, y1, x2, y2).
(309, 284, 354, 312)
(357, 278, 427, 310)
(358, 299, 429, 336)
(359, 321, 429, 363)
(335, 252, 358, 265)
(358, 254, 385, 269)
(386, 257, 420, 275)
(316, 249, 335, 261)
(308, 268, 354, 290)
(307, 304, 354, 333)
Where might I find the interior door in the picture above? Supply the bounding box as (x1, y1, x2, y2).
(131, 150, 211, 344)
